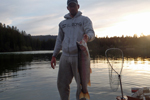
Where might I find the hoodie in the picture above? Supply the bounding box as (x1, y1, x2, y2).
(52, 11, 95, 57)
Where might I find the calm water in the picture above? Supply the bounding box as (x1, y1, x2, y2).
(0, 51, 150, 100)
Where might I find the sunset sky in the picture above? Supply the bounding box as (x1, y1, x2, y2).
(0, 0, 150, 37)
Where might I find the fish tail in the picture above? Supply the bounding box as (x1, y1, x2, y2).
(85, 92, 90, 99)
(79, 91, 90, 100)
(79, 91, 84, 99)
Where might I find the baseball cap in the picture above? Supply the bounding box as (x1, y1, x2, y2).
(67, 0, 78, 6)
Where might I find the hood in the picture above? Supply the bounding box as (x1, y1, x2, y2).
(64, 11, 82, 19)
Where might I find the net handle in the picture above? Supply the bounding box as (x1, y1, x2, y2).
(105, 48, 124, 75)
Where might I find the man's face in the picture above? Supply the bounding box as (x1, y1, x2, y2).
(67, 3, 79, 17)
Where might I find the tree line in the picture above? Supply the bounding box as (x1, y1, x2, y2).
(1, 23, 150, 57)
(88, 35, 150, 57)
(0, 23, 55, 52)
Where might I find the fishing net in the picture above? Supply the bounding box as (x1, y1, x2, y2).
(105, 48, 124, 92)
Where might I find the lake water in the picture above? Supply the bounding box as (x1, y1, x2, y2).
(0, 51, 150, 100)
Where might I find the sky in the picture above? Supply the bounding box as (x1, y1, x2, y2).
(0, 0, 150, 37)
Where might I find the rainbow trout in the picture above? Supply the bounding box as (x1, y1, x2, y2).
(77, 39, 91, 100)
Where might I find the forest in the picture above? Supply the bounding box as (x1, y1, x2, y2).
(0, 23, 55, 52)
(0, 23, 150, 57)
(88, 34, 150, 57)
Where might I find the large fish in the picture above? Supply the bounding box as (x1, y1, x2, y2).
(77, 39, 92, 100)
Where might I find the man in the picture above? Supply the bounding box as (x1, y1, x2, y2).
(51, 0, 95, 100)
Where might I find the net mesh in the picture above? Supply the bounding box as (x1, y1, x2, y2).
(105, 48, 124, 92)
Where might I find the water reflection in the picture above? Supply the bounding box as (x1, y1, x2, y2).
(0, 52, 63, 79)
(1, 51, 149, 75)
(0, 54, 32, 75)
(1, 51, 150, 81)
(0, 51, 150, 100)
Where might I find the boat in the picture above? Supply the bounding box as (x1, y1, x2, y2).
(116, 87, 150, 100)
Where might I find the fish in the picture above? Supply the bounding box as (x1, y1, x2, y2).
(77, 39, 92, 100)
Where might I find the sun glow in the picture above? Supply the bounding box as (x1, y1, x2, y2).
(124, 58, 150, 73)
(96, 12, 150, 37)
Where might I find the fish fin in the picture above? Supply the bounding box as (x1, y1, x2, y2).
(84, 92, 90, 100)
(79, 91, 84, 99)
(87, 80, 91, 86)
(90, 68, 92, 73)
(79, 91, 90, 100)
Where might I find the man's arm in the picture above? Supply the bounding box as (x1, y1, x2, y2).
(83, 17, 95, 42)
(52, 24, 64, 57)
(51, 24, 64, 69)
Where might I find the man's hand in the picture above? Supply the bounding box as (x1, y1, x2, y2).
(51, 56, 56, 69)
(83, 34, 89, 43)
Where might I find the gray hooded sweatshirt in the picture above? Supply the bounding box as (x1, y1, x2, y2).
(52, 11, 95, 57)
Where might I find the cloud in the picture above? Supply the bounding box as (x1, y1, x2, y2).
(11, 14, 62, 35)
(0, 0, 150, 37)
(0, 0, 68, 35)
